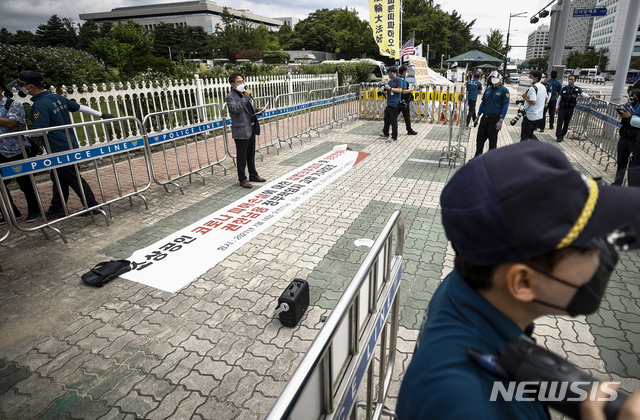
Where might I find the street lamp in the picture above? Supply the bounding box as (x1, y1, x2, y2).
(504, 12, 527, 78)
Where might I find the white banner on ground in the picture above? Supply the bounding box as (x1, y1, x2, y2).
(121, 149, 370, 293)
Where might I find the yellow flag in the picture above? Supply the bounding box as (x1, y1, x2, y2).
(369, 0, 400, 59)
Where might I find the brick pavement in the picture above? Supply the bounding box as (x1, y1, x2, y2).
(1, 96, 639, 419)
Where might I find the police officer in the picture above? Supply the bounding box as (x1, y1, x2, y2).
(398, 66, 418, 136)
(541, 69, 562, 132)
(397, 140, 640, 420)
(10, 71, 114, 219)
(462, 73, 483, 128)
(555, 74, 592, 142)
(474, 71, 510, 156)
(379, 67, 407, 143)
(613, 98, 640, 186)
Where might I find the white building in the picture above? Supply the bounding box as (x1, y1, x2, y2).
(562, 0, 596, 62)
(79, 0, 284, 34)
(589, 0, 640, 71)
(274, 17, 300, 30)
(526, 25, 550, 61)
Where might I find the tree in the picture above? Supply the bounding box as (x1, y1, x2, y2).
(91, 21, 153, 77)
(481, 28, 508, 59)
(630, 58, 640, 70)
(35, 15, 77, 48)
(78, 20, 101, 51)
(447, 11, 479, 57)
(0, 28, 12, 44)
(401, 0, 451, 61)
(567, 48, 609, 70)
(11, 30, 37, 47)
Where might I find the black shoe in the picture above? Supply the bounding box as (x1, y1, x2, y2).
(549, 126, 554, 130)
(379, 132, 389, 138)
(44, 208, 66, 219)
(25, 213, 41, 223)
(407, 130, 418, 135)
(556, 137, 563, 143)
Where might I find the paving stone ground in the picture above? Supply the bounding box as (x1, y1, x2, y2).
(1, 90, 639, 419)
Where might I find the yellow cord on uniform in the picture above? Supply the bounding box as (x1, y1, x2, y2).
(556, 177, 599, 249)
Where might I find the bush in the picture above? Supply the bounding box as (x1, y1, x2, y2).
(0, 42, 110, 88)
(236, 49, 262, 61)
(132, 55, 177, 76)
(263, 51, 290, 65)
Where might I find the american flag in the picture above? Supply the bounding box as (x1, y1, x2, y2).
(401, 37, 416, 57)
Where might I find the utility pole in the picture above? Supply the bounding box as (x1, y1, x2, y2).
(548, 0, 570, 74)
(427, 44, 430, 67)
(611, 1, 640, 103)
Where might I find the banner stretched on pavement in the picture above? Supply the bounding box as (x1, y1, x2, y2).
(121, 149, 370, 293)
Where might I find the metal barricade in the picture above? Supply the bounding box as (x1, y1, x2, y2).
(222, 97, 279, 162)
(275, 92, 313, 148)
(439, 88, 466, 167)
(143, 103, 227, 194)
(0, 116, 151, 243)
(265, 211, 404, 420)
(309, 88, 336, 136)
(359, 83, 386, 121)
(332, 85, 360, 126)
(0, 184, 14, 246)
(582, 99, 621, 169)
(568, 96, 591, 142)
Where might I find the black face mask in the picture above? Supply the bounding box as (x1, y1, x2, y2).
(529, 240, 618, 317)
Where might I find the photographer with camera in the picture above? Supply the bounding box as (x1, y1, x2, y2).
(613, 80, 640, 186)
(398, 66, 418, 136)
(473, 71, 510, 157)
(520, 70, 547, 141)
(555, 74, 593, 142)
(397, 140, 640, 420)
(378, 67, 407, 143)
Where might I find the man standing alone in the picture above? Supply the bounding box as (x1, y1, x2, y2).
(379, 67, 407, 143)
(462, 73, 483, 128)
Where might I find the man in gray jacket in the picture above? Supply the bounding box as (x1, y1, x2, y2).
(226, 72, 266, 188)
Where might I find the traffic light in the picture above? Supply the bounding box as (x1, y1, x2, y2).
(540, 9, 549, 18)
(530, 16, 539, 24)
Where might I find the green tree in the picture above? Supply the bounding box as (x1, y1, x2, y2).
(12, 30, 37, 47)
(0, 28, 12, 44)
(35, 15, 77, 48)
(630, 58, 640, 70)
(211, 8, 244, 61)
(91, 21, 153, 77)
(77, 20, 101, 51)
(401, 0, 450, 61)
(481, 28, 508, 59)
(447, 11, 479, 57)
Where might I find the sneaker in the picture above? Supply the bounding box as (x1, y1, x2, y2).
(44, 208, 66, 219)
(386, 137, 397, 143)
(407, 130, 418, 135)
(379, 132, 389, 138)
(25, 213, 41, 223)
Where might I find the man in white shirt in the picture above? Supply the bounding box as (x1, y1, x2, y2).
(520, 70, 547, 141)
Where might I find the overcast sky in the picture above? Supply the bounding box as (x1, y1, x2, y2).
(0, 0, 554, 60)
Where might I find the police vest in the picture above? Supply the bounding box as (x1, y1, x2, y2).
(559, 86, 579, 109)
(620, 117, 640, 141)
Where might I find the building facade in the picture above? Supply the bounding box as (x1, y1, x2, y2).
(526, 24, 550, 61)
(562, 0, 596, 63)
(79, 0, 284, 34)
(589, 0, 640, 71)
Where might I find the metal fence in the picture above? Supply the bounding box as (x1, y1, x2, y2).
(265, 210, 404, 420)
(0, 116, 151, 243)
(275, 92, 314, 148)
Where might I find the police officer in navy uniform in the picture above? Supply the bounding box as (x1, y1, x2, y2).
(10, 71, 114, 219)
(541, 69, 562, 132)
(379, 67, 407, 143)
(397, 140, 640, 420)
(462, 73, 483, 128)
(613, 96, 640, 186)
(474, 71, 510, 156)
(398, 66, 418, 136)
(555, 74, 592, 142)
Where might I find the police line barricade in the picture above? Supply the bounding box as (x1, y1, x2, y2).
(0, 176, 15, 246)
(142, 103, 227, 195)
(265, 211, 404, 420)
(359, 83, 386, 121)
(275, 92, 313, 148)
(568, 96, 591, 141)
(332, 85, 360, 126)
(309, 88, 336, 136)
(582, 99, 620, 169)
(0, 116, 151, 243)
(439, 89, 467, 167)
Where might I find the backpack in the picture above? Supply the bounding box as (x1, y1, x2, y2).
(4, 98, 13, 111)
(81, 260, 132, 287)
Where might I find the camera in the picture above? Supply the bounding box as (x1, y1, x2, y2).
(515, 99, 525, 106)
(510, 108, 526, 126)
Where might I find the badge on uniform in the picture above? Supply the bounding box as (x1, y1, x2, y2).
(33, 112, 39, 120)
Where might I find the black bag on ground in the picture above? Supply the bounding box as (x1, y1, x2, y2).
(276, 278, 309, 327)
(81, 260, 132, 287)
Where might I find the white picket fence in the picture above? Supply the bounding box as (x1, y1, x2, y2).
(14, 73, 339, 142)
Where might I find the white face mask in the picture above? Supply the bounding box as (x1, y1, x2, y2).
(491, 77, 501, 85)
(568, 80, 575, 85)
(235, 83, 246, 92)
